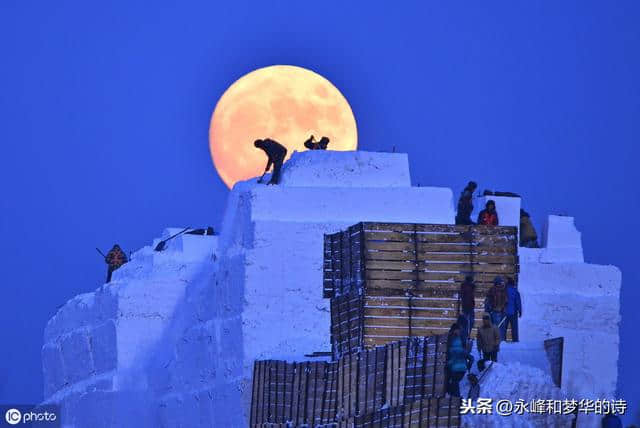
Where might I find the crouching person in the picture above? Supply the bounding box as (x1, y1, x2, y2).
(477, 314, 501, 363)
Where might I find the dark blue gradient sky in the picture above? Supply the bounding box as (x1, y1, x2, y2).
(1, 1, 638, 423)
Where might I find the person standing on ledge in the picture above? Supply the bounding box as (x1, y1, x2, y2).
(477, 200, 499, 226)
(105, 244, 127, 283)
(254, 138, 287, 185)
(455, 181, 477, 225)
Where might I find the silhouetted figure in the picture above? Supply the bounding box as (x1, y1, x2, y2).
(455, 181, 477, 225)
(303, 135, 330, 150)
(105, 244, 127, 283)
(520, 209, 539, 247)
(254, 138, 287, 185)
(477, 200, 499, 226)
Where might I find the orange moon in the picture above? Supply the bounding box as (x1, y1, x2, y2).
(209, 65, 358, 188)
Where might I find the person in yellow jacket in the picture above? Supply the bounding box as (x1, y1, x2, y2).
(520, 209, 539, 248)
(477, 315, 501, 362)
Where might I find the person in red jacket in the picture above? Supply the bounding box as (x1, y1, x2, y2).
(477, 200, 499, 226)
(105, 244, 128, 283)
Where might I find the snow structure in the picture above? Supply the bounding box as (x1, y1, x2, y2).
(41, 151, 621, 428)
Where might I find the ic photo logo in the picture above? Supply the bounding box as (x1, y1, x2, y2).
(3, 406, 58, 426)
(4, 409, 21, 425)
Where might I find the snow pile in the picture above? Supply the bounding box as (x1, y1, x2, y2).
(461, 362, 573, 428)
(279, 150, 412, 187)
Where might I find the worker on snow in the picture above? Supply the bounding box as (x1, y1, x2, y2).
(520, 209, 539, 247)
(105, 244, 128, 283)
(446, 323, 469, 397)
(303, 135, 330, 150)
(455, 181, 477, 225)
(477, 314, 501, 363)
(485, 276, 508, 339)
(255, 138, 287, 185)
(477, 200, 499, 226)
(505, 277, 522, 342)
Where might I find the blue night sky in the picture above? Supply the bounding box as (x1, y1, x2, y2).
(1, 0, 638, 424)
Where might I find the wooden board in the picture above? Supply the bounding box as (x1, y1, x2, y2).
(325, 222, 519, 352)
(251, 336, 452, 427)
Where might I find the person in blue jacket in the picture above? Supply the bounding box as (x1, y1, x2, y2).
(505, 277, 522, 342)
(446, 323, 469, 397)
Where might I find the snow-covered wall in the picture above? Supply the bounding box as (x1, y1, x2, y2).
(541, 215, 584, 263)
(159, 151, 456, 426)
(280, 150, 412, 187)
(41, 150, 621, 428)
(518, 254, 620, 428)
(41, 232, 218, 427)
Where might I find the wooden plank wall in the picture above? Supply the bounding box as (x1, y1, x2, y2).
(326, 222, 519, 352)
(251, 337, 449, 427)
(330, 293, 363, 358)
(250, 360, 338, 427)
(252, 397, 461, 428)
(324, 224, 366, 298)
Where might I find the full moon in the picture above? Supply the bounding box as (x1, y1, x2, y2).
(209, 65, 358, 188)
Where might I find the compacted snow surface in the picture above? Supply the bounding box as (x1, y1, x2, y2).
(460, 361, 572, 427)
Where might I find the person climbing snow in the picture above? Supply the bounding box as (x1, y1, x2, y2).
(505, 277, 522, 342)
(477, 314, 501, 362)
(455, 181, 477, 225)
(520, 209, 539, 247)
(486, 276, 508, 339)
(303, 135, 330, 150)
(254, 138, 288, 185)
(446, 323, 469, 397)
(477, 200, 499, 225)
(105, 244, 127, 283)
